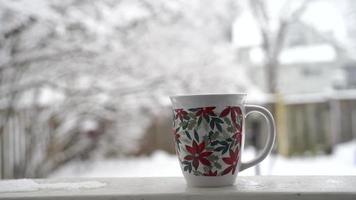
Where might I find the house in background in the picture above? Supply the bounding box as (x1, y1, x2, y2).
(344, 62, 356, 89)
(232, 11, 356, 94)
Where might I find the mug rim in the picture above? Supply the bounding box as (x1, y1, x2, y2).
(170, 93, 247, 99)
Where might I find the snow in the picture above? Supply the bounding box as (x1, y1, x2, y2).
(0, 180, 38, 192)
(279, 44, 337, 64)
(50, 151, 183, 178)
(258, 141, 356, 175)
(232, 11, 262, 48)
(50, 141, 356, 178)
(248, 44, 337, 65)
(302, 1, 348, 45)
(0, 179, 106, 193)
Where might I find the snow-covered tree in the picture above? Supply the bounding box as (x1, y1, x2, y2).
(0, 0, 255, 178)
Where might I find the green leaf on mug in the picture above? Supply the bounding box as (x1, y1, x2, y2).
(184, 165, 192, 173)
(204, 115, 210, 123)
(182, 160, 190, 165)
(209, 117, 224, 132)
(193, 170, 203, 176)
(210, 140, 219, 146)
(194, 130, 199, 142)
(197, 117, 202, 128)
(214, 146, 225, 152)
(181, 121, 188, 130)
(222, 146, 229, 154)
(208, 154, 219, 161)
(209, 119, 215, 130)
(188, 112, 196, 119)
(226, 137, 233, 143)
(224, 117, 231, 125)
(184, 114, 190, 120)
(222, 130, 231, 139)
(215, 117, 224, 124)
(213, 162, 222, 169)
(205, 146, 215, 151)
(185, 131, 192, 140)
(203, 166, 211, 172)
(209, 131, 219, 141)
(227, 126, 234, 133)
(182, 161, 192, 173)
(218, 141, 228, 146)
(188, 108, 199, 112)
(216, 123, 222, 132)
(187, 120, 196, 130)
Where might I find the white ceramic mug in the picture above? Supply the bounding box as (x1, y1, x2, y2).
(170, 94, 276, 187)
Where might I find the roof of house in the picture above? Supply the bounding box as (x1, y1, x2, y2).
(249, 44, 337, 65)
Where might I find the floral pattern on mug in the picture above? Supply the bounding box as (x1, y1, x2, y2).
(172, 106, 243, 176)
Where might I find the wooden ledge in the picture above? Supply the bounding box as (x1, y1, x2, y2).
(1, 176, 356, 200)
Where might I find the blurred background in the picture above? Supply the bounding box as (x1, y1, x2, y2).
(0, 0, 355, 179)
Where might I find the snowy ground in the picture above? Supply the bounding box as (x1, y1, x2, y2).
(50, 141, 356, 178)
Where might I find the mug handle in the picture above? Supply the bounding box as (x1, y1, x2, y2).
(240, 105, 276, 171)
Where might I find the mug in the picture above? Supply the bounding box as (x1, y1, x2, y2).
(170, 94, 276, 187)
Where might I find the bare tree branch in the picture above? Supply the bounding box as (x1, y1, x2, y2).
(248, 0, 311, 93)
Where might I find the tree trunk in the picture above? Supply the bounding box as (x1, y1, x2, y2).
(266, 59, 278, 94)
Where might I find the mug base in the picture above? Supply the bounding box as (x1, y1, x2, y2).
(183, 173, 237, 187)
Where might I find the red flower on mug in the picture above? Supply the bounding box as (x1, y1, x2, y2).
(232, 130, 242, 144)
(221, 149, 239, 175)
(174, 109, 188, 121)
(184, 141, 212, 170)
(203, 170, 218, 176)
(172, 129, 181, 143)
(220, 106, 242, 129)
(195, 107, 216, 117)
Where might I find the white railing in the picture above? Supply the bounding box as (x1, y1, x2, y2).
(1, 176, 355, 199)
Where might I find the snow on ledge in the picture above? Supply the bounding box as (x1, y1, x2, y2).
(0, 179, 106, 193)
(1, 177, 356, 200)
